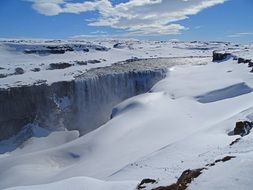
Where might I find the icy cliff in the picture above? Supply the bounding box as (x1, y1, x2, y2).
(0, 58, 187, 140)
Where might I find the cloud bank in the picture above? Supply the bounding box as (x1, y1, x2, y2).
(27, 0, 226, 36)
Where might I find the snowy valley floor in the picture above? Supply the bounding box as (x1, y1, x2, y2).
(0, 56, 253, 190)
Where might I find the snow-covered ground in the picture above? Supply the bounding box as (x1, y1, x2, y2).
(1, 39, 248, 88)
(0, 39, 253, 190)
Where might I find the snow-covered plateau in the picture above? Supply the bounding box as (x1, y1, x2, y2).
(0, 39, 253, 190)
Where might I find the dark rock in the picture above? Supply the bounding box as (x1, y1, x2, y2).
(0, 74, 7, 78)
(87, 60, 101, 64)
(14, 67, 24, 75)
(113, 43, 122, 48)
(33, 80, 47, 85)
(69, 152, 80, 159)
(233, 121, 253, 136)
(137, 178, 157, 189)
(31, 68, 41, 72)
(46, 46, 59, 50)
(113, 43, 131, 49)
(47, 45, 73, 52)
(48, 62, 73, 70)
(65, 47, 74, 52)
(248, 61, 253, 67)
(229, 138, 241, 146)
(0, 81, 74, 140)
(238, 58, 251, 64)
(221, 156, 236, 162)
(152, 168, 203, 190)
(75, 61, 87, 65)
(177, 169, 203, 187)
(75, 60, 101, 65)
(95, 46, 108, 51)
(48, 49, 65, 54)
(214, 156, 236, 163)
(82, 48, 89, 52)
(24, 49, 66, 55)
(238, 58, 244, 63)
(125, 57, 140, 63)
(23, 50, 37, 54)
(203, 156, 236, 169)
(212, 51, 231, 62)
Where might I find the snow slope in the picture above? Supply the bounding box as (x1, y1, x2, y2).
(0, 40, 253, 190)
(4, 177, 138, 190)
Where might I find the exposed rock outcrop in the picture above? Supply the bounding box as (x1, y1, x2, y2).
(48, 62, 73, 70)
(75, 60, 101, 65)
(24, 49, 66, 54)
(212, 51, 231, 62)
(238, 58, 251, 64)
(14, 67, 24, 75)
(31, 68, 41, 72)
(233, 121, 253, 136)
(152, 168, 203, 190)
(137, 178, 157, 189)
(151, 156, 236, 190)
(229, 138, 241, 146)
(22, 44, 107, 55)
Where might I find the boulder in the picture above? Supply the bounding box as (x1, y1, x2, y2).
(152, 168, 203, 190)
(48, 62, 73, 70)
(137, 178, 157, 189)
(14, 67, 24, 75)
(87, 60, 101, 64)
(75, 61, 87, 65)
(31, 68, 41, 72)
(233, 121, 253, 136)
(212, 51, 231, 62)
(238, 58, 251, 64)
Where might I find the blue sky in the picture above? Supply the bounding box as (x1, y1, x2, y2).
(0, 0, 252, 43)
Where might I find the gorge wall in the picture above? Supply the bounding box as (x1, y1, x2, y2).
(0, 58, 180, 140)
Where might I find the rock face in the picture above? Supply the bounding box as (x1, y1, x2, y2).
(0, 82, 75, 140)
(0, 59, 170, 140)
(238, 58, 251, 64)
(14, 67, 24, 75)
(48, 62, 73, 70)
(22, 44, 107, 55)
(233, 121, 253, 136)
(212, 51, 231, 62)
(137, 178, 157, 189)
(152, 168, 203, 190)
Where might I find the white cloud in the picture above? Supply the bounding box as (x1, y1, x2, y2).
(27, 0, 65, 16)
(227, 32, 253, 38)
(28, 0, 226, 35)
(91, 30, 107, 34)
